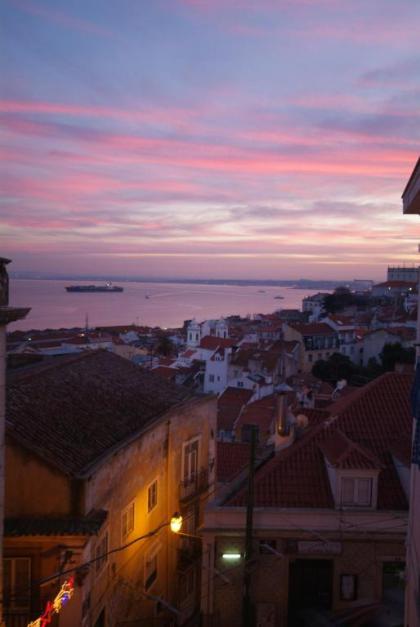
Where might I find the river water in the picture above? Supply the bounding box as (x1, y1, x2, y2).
(9, 279, 322, 331)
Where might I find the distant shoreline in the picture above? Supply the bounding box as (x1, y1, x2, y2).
(10, 275, 373, 291)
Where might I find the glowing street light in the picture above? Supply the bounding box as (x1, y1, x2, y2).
(222, 552, 242, 560)
(170, 512, 183, 534)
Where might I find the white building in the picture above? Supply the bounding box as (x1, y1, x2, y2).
(302, 292, 328, 321)
(322, 314, 358, 363)
(186, 318, 229, 348)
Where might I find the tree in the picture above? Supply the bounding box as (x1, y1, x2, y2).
(155, 335, 175, 357)
(380, 342, 415, 372)
(323, 286, 354, 314)
(312, 352, 357, 383)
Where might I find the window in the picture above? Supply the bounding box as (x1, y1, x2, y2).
(148, 480, 158, 513)
(145, 550, 158, 590)
(237, 381, 244, 388)
(308, 354, 313, 363)
(183, 439, 199, 483)
(340, 574, 358, 601)
(122, 502, 135, 540)
(209, 374, 215, 383)
(95, 532, 108, 573)
(3, 558, 31, 610)
(341, 477, 372, 506)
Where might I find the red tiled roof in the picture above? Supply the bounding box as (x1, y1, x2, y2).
(235, 395, 277, 434)
(219, 387, 254, 405)
(217, 387, 254, 431)
(373, 280, 417, 289)
(199, 336, 235, 350)
(152, 365, 177, 380)
(296, 408, 330, 426)
(228, 372, 412, 510)
(288, 323, 337, 336)
(7, 351, 191, 476)
(217, 441, 250, 482)
(319, 430, 382, 470)
(327, 315, 355, 326)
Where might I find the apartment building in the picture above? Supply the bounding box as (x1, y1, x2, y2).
(5, 351, 216, 627)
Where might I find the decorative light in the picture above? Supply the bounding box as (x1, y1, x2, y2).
(170, 512, 183, 534)
(222, 552, 241, 560)
(27, 577, 75, 627)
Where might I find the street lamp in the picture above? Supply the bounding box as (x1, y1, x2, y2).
(170, 512, 183, 534)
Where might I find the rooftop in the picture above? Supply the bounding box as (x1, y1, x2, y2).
(7, 351, 191, 476)
(227, 372, 412, 510)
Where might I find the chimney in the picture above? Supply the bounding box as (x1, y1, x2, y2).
(276, 392, 288, 436)
(271, 392, 295, 452)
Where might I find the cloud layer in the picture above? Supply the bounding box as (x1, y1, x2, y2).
(1, 0, 419, 279)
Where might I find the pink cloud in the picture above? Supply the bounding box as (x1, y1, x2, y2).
(0, 99, 202, 130)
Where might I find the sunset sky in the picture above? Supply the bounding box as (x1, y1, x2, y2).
(1, 0, 419, 280)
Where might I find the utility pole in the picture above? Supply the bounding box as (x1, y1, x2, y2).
(242, 425, 257, 627)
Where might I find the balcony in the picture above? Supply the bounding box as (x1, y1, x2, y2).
(179, 468, 209, 502)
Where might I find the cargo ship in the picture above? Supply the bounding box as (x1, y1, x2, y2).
(65, 282, 124, 293)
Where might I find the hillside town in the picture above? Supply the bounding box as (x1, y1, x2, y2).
(0, 159, 419, 627)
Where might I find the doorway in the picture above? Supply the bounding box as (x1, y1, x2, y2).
(288, 559, 333, 626)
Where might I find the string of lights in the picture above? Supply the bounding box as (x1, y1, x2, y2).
(4, 513, 183, 624)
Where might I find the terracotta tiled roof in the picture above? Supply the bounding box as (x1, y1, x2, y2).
(374, 280, 417, 289)
(217, 387, 254, 431)
(182, 349, 196, 358)
(295, 408, 330, 426)
(288, 323, 337, 336)
(234, 395, 276, 434)
(228, 372, 412, 510)
(219, 387, 254, 405)
(152, 365, 177, 381)
(199, 336, 235, 350)
(327, 315, 355, 326)
(7, 351, 191, 476)
(319, 430, 382, 470)
(217, 441, 250, 482)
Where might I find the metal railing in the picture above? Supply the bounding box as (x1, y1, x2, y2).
(179, 468, 209, 501)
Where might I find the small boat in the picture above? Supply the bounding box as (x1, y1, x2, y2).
(65, 282, 123, 293)
(274, 295, 284, 299)
(145, 295, 150, 299)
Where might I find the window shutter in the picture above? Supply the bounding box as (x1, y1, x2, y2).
(341, 477, 355, 504)
(357, 478, 372, 506)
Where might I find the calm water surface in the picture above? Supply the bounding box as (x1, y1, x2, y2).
(9, 279, 322, 331)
